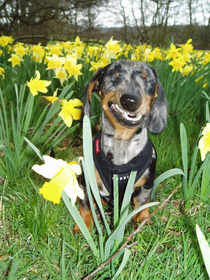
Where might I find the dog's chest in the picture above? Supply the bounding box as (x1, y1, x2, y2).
(101, 131, 148, 165)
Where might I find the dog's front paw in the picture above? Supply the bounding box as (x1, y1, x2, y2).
(133, 207, 152, 228)
(74, 208, 94, 233)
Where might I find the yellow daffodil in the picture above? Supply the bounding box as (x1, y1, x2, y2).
(74, 36, 83, 47)
(26, 70, 51, 96)
(196, 76, 204, 84)
(198, 123, 210, 161)
(104, 37, 121, 61)
(166, 43, 181, 60)
(64, 58, 82, 81)
(47, 44, 63, 56)
(46, 54, 65, 69)
(87, 46, 99, 58)
(60, 41, 74, 53)
(74, 46, 84, 57)
(182, 64, 193, 76)
(15, 45, 25, 58)
(153, 47, 163, 60)
(54, 67, 68, 85)
(32, 155, 84, 205)
(181, 39, 194, 54)
(89, 59, 109, 72)
(44, 89, 59, 104)
(0, 67, 5, 79)
(8, 54, 23, 67)
(0, 35, 13, 47)
(31, 44, 46, 63)
(131, 53, 137, 61)
(202, 80, 208, 88)
(59, 99, 83, 127)
(142, 48, 154, 62)
(202, 52, 210, 66)
(169, 56, 186, 72)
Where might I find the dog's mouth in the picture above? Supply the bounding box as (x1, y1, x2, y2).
(109, 103, 143, 127)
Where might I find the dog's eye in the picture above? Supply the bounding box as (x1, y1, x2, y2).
(111, 71, 122, 84)
(135, 71, 147, 84)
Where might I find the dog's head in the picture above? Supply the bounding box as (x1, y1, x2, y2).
(83, 60, 168, 140)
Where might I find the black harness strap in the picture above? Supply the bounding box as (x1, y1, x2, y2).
(93, 131, 153, 199)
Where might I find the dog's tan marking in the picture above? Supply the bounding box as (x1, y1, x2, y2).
(142, 72, 147, 79)
(87, 80, 98, 103)
(114, 71, 119, 79)
(133, 198, 151, 228)
(74, 204, 94, 232)
(151, 84, 158, 106)
(133, 177, 148, 188)
(101, 92, 138, 140)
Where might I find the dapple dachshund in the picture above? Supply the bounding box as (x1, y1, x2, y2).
(74, 60, 168, 232)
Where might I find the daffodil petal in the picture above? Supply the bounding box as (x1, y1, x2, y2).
(32, 155, 68, 179)
(73, 177, 84, 199)
(58, 109, 73, 127)
(35, 70, 40, 80)
(202, 123, 210, 136)
(68, 163, 82, 175)
(64, 185, 77, 206)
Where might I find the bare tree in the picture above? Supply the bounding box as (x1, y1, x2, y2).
(0, 0, 109, 43)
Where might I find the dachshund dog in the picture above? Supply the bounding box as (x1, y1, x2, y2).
(74, 60, 168, 232)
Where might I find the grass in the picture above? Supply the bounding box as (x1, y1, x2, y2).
(1, 114, 210, 279)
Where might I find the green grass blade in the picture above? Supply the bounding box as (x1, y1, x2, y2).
(196, 224, 210, 278)
(61, 191, 99, 258)
(201, 154, 210, 197)
(82, 159, 104, 261)
(120, 171, 137, 220)
(205, 101, 210, 122)
(24, 137, 43, 161)
(30, 105, 49, 137)
(61, 239, 67, 280)
(11, 104, 21, 165)
(113, 171, 137, 248)
(104, 202, 159, 260)
(0, 90, 9, 143)
(188, 143, 199, 188)
(7, 259, 18, 280)
(112, 248, 131, 280)
(113, 174, 119, 229)
(83, 115, 111, 236)
(189, 160, 207, 202)
(180, 123, 188, 202)
(151, 168, 185, 200)
(22, 92, 34, 137)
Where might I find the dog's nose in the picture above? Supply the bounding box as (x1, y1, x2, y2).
(120, 94, 140, 112)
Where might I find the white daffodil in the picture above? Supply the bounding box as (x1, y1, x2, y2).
(32, 155, 84, 205)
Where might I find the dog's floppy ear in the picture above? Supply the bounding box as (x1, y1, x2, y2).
(147, 68, 168, 134)
(82, 67, 106, 117)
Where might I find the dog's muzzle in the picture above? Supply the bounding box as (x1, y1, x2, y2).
(108, 94, 143, 127)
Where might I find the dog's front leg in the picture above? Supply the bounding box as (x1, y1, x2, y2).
(74, 174, 94, 232)
(132, 184, 153, 228)
(74, 198, 94, 232)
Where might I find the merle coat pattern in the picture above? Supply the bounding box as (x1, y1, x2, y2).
(74, 60, 168, 231)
